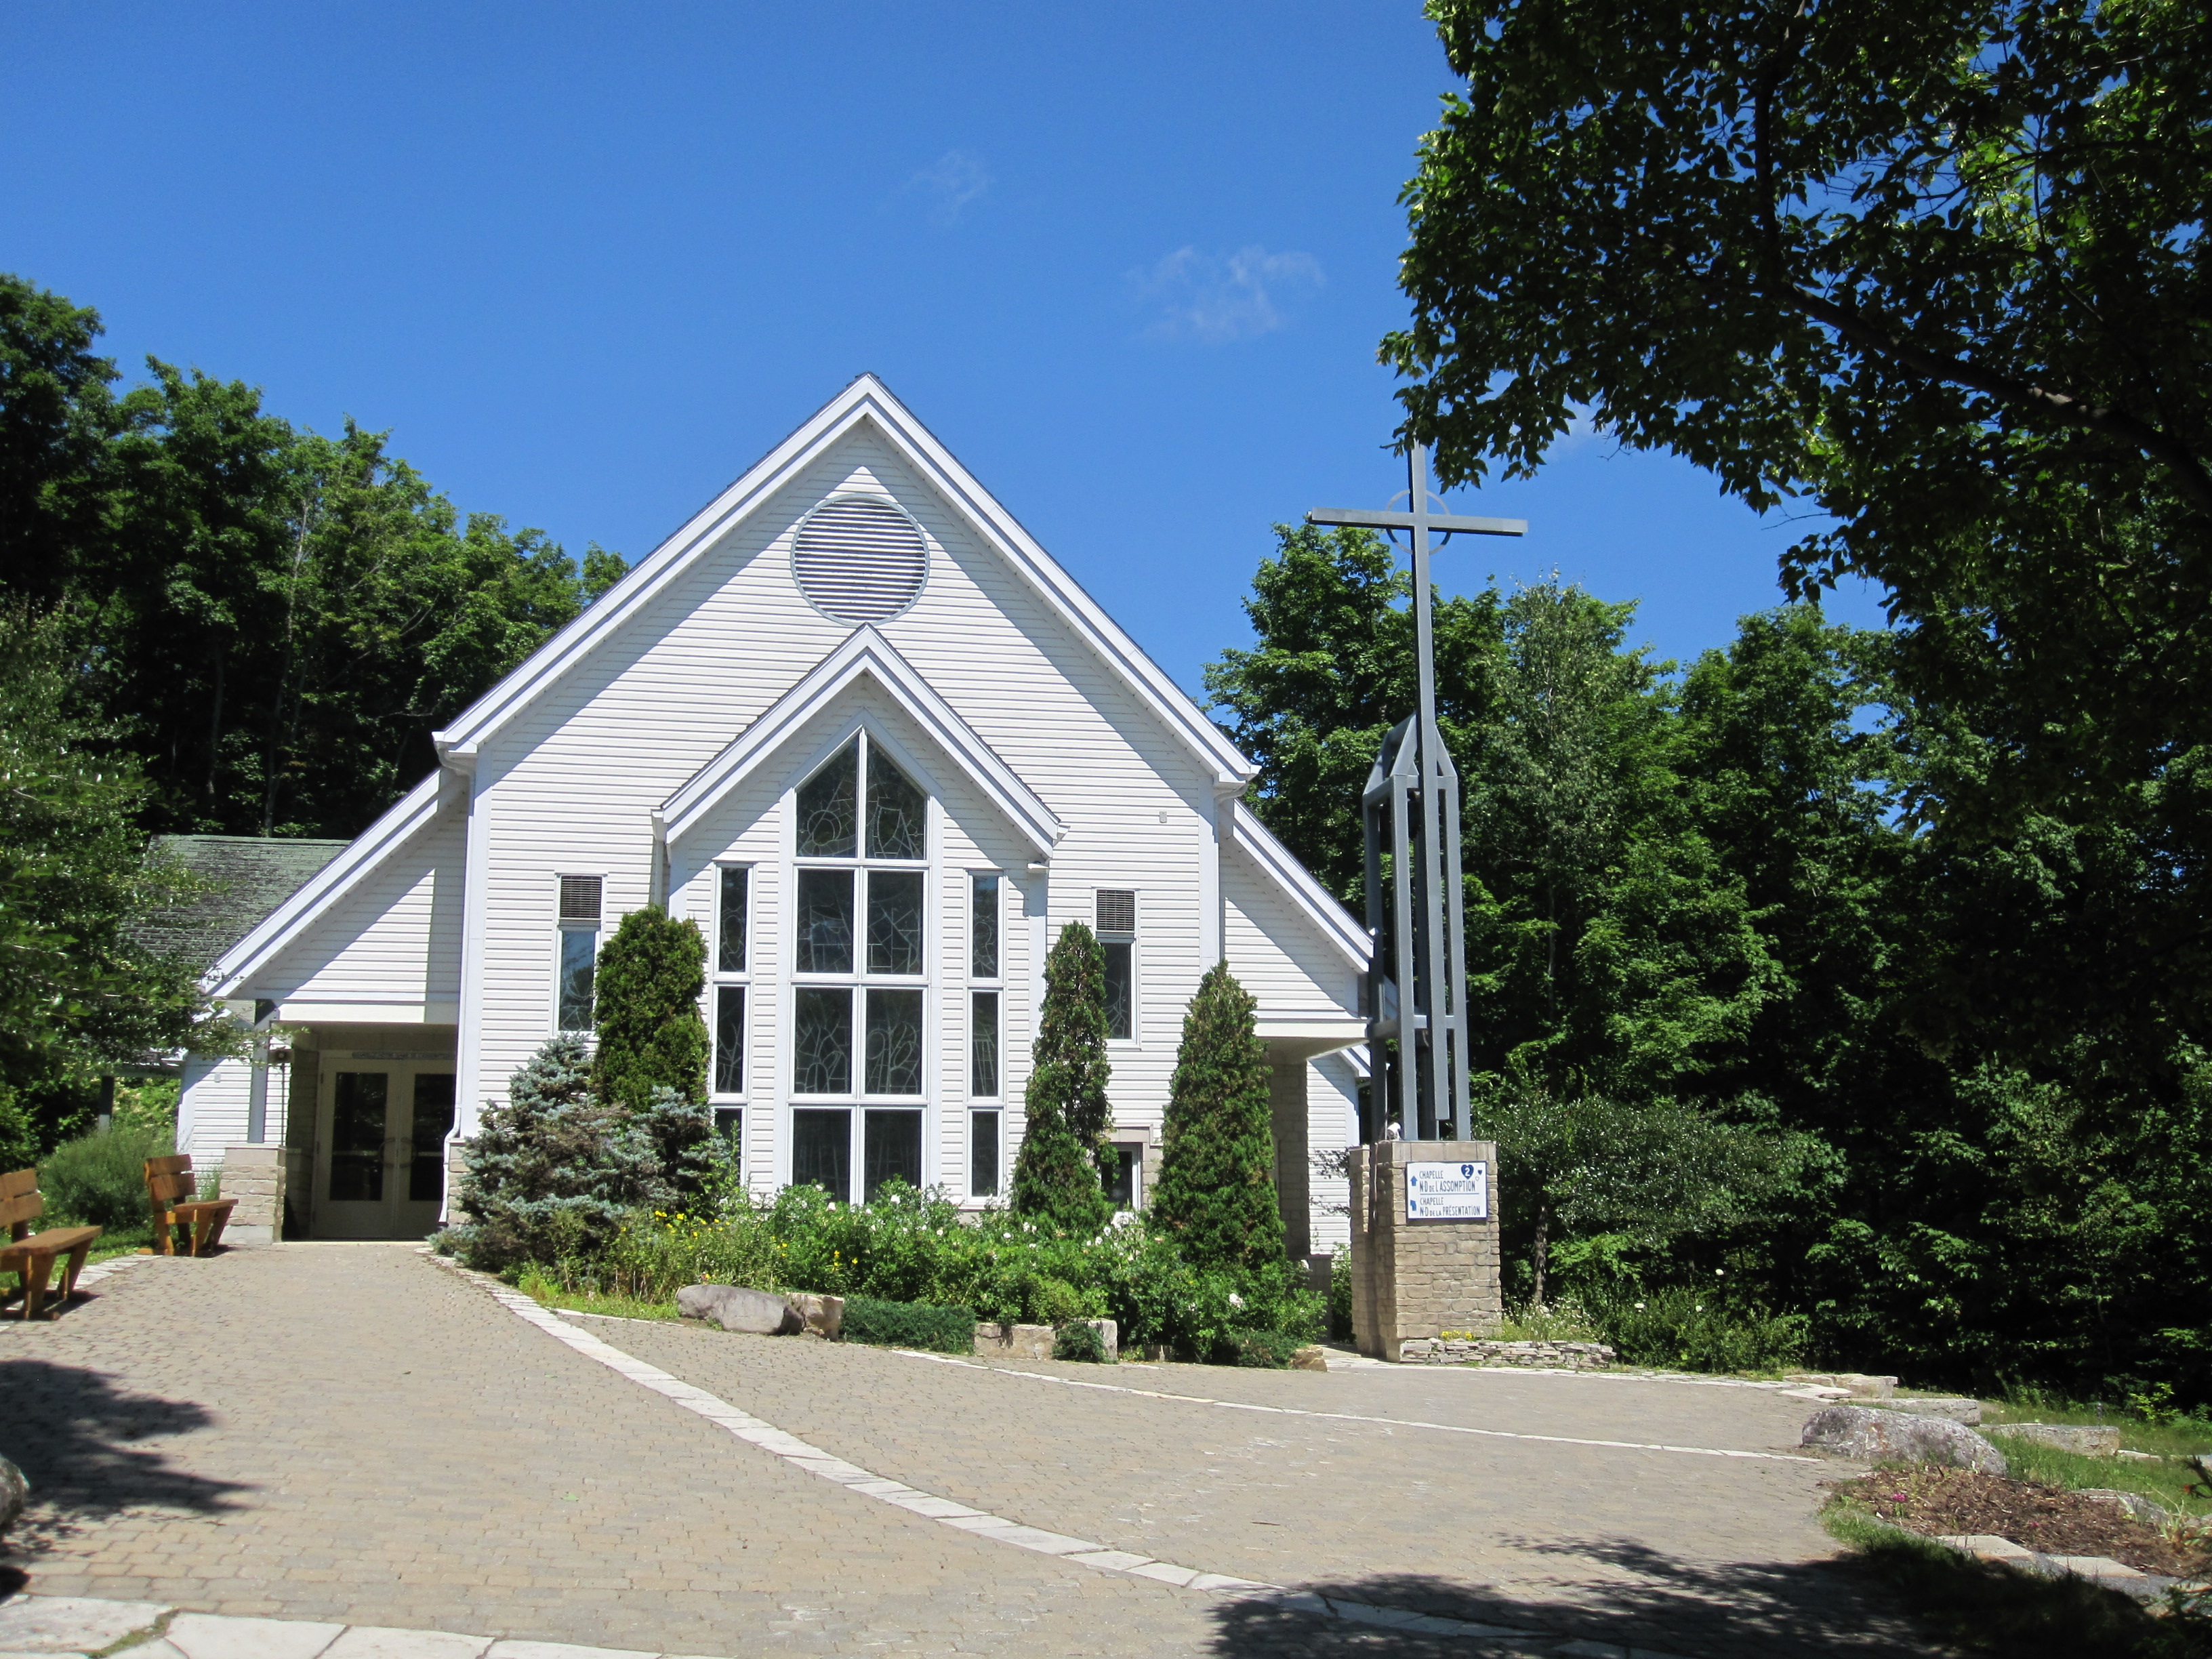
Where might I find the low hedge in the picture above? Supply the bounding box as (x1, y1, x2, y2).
(1223, 1328, 1302, 1368)
(1053, 1320, 1111, 1363)
(840, 1295, 976, 1353)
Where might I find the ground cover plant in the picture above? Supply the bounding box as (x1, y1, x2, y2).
(840, 1296, 975, 1354)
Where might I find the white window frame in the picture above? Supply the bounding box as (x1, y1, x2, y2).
(967, 869, 1004, 1200)
(710, 862, 752, 1103)
(1095, 886, 1139, 1046)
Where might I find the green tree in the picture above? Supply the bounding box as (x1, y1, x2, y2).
(1151, 962, 1284, 1275)
(1010, 922, 1113, 1232)
(588, 906, 710, 1111)
(0, 605, 232, 1164)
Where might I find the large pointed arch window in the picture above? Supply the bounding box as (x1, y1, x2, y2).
(789, 732, 930, 1202)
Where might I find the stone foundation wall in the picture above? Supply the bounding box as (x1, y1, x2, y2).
(221, 1144, 286, 1248)
(1398, 1338, 1615, 1369)
(1348, 1139, 1504, 1359)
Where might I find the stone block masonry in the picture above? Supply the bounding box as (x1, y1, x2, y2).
(220, 1145, 285, 1247)
(1347, 1139, 1504, 1360)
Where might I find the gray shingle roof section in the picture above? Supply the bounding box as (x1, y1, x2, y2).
(144, 836, 351, 970)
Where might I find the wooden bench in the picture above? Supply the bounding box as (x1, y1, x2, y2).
(1, 1168, 104, 1319)
(144, 1154, 238, 1256)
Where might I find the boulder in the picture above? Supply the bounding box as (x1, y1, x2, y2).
(973, 1322, 1056, 1361)
(787, 1292, 844, 1340)
(2076, 1488, 2169, 1524)
(0, 1452, 25, 1538)
(1787, 1371, 1899, 1400)
(1987, 1422, 2121, 1456)
(1801, 1404, 2009, 1475)
(1872, 1396, 1984, 1426)
(1290, 1345, 1329, 1372)
(676, 1283, 802, 1334)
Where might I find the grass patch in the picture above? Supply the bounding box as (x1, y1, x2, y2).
(512, 1271, 682, 1322)
(1982, 1393, 2212, 1460)
(1822, 1500, 2211, 1658)
(1982, 1434, 2212, 1519)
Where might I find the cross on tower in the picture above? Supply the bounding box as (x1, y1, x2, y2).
(1307, 445, 1525, 1143)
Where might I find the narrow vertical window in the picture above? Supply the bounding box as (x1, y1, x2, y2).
(714, 986, 746, 1094)
(556, 875, 602, 1031)
(970, 1111, 1000, 1198)
(718, 867, 749, 972)
(970, 872, 999, 979)
(970, 990, 999, 1098)
(1096, 888, 1135, 1041)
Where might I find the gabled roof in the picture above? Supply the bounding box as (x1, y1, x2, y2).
(141, 836, 350, 970)
(1229, 800, 1370, 970)
(432, 374, 1256, 790)
(661, 626, 1061, 857)
(205, 775, 446, 997)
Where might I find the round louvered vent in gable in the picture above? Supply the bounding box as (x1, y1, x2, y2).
(791, 495, 930, 624)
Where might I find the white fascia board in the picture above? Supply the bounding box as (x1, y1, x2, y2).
(661, 626, 1061, 857)
(206, 774, 445, 997)
(429, 374, 1257, 791)
(1230, 800, 1370, 970)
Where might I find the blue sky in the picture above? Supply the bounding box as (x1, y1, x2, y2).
(1, 2, 1885, 699)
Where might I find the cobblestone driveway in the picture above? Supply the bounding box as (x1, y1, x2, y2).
(1, 1246, 1940, 1657)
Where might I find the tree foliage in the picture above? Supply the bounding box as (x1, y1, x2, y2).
(0, 270, 624, 839)
(1151, 962, 1284, 1276)
(1009, 922, 1113, 1232)
(589, 907, 710, 1113)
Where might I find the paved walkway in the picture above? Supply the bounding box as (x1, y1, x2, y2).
(1, 1245, 1942, 1657)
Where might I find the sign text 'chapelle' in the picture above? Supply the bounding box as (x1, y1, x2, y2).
(1405, 1160, 1490, 1221)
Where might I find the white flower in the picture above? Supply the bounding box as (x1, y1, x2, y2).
(1634, 1302, 1645, 1311)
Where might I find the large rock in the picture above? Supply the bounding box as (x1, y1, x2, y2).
(1801, 1404, 2009, 1475)
(1872, 1396, 1984, 1426)
(676, 1283, 802, 1334)
(1788, 1371, 1899, 1400)
(0, 1452, 25, 1538)
(1987, 1422, 2121, 1456)
(787, 1292, 844, 1340)
(973, 1322, 1055, 1360)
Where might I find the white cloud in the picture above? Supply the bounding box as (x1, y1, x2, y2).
(1130, 245, 1324, 343)
(909, 149, 991, 226)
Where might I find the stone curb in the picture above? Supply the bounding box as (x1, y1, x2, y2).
(425, 1253, 1701, 1656)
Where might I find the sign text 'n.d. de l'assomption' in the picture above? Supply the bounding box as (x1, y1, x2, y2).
(1405, 1160, 1490, 1221)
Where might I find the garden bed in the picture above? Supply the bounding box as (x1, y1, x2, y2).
(1832, 1466, 2211, 1579)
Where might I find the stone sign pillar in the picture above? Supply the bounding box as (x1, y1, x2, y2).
(222, 1143, 287, 1247)
(1347, 1139, 1502, 1360)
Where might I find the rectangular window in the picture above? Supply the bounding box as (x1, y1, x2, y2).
(718, 867, 749, 973)
(970, 872, 999, 979)
(1097, 889, 1135, 1041)
(865, 987, 925, 1096)
(864, 1109, 923, 1199)
(329, 1071, 388, 1202)
(714, 986, 746, 1094)
(407, 1073, 456, 1203)
(794, 986, 853, 1094)
(970, 1111, 1000, 1197)
(865, 869, 924, 975)
(970, 990, 999, 1097)
(713, 1106, 743, 1149)
(796, 869, 855, 973)
(792, 1107, 851, 1200)
(1103, 1143, 1142, 1211)
(558, 927, 598, 1031)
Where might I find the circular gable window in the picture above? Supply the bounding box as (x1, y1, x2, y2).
(792, 495, 929, 624)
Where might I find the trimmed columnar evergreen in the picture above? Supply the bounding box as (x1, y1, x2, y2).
(1151, 962, 1283, 1275)
(1009, 921, 1113, 1231)
(589, 906, 710, 1112)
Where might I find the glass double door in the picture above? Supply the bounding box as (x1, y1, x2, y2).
(320, 1069, 455, 1238)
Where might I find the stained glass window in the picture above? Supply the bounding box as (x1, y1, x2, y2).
(1103, 941, 1133, 1040)
(866, 746, 926, 858)
(718, 867, 748, 973)
(558, 928, 597, 1031)
(864, 1109, 923, 1199)
(970, 1111, 1000, 1197)
(714, 986, 746, 1094)
(970, 872, 998, 978)
(970, 990, 998, 1097)
(867, 871, 924, 975)
(792, 1108, 850, 1200)
(865, 989, 924, 1095)
(796, 869, 854, 973)
(794, 987, 853, 1094)
(796, 739, 859, 856)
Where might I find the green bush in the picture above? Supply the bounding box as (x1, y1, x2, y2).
(1223, 1328, 1302, 1368)
(1010, 922, 1113, 1231)
(1591, 1284, 1807, 1373)
(1328, 1250, 1353, 1341)
(1151, 962, 1285, 1274)
(1053, 1320, 1111, 1363)
(840, 1295, 976, 1353)
(38, 1125, 170, 1228)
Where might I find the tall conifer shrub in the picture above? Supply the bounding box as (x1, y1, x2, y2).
(1010, 921, 1113, 1232)
(590, 907, 709, 1111)
(1151, 962, 1284, 1274)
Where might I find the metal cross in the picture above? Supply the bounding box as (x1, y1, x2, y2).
(1307, 444, 1524, 1143)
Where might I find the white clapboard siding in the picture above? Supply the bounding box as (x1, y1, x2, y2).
(178, 1054, 254, 1166)
(1307, 1052, 1362, 1254)
(1223, 841, 1361, 1017)
(255, 808, 466, 1019)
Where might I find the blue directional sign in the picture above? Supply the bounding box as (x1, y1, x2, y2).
(1405, 1160, 1490, 1221)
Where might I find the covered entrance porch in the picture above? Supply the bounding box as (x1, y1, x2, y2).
(280, 1024, 459, 1240)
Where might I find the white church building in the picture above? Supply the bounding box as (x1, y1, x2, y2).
(180, 377, 1367, 1251)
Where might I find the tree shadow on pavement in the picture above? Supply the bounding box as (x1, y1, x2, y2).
(0, 1359, 251, 1565)
(1205, 1540, 1938, 1658)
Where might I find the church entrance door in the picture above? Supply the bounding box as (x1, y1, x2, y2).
(314, 1067, 455, 1239)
